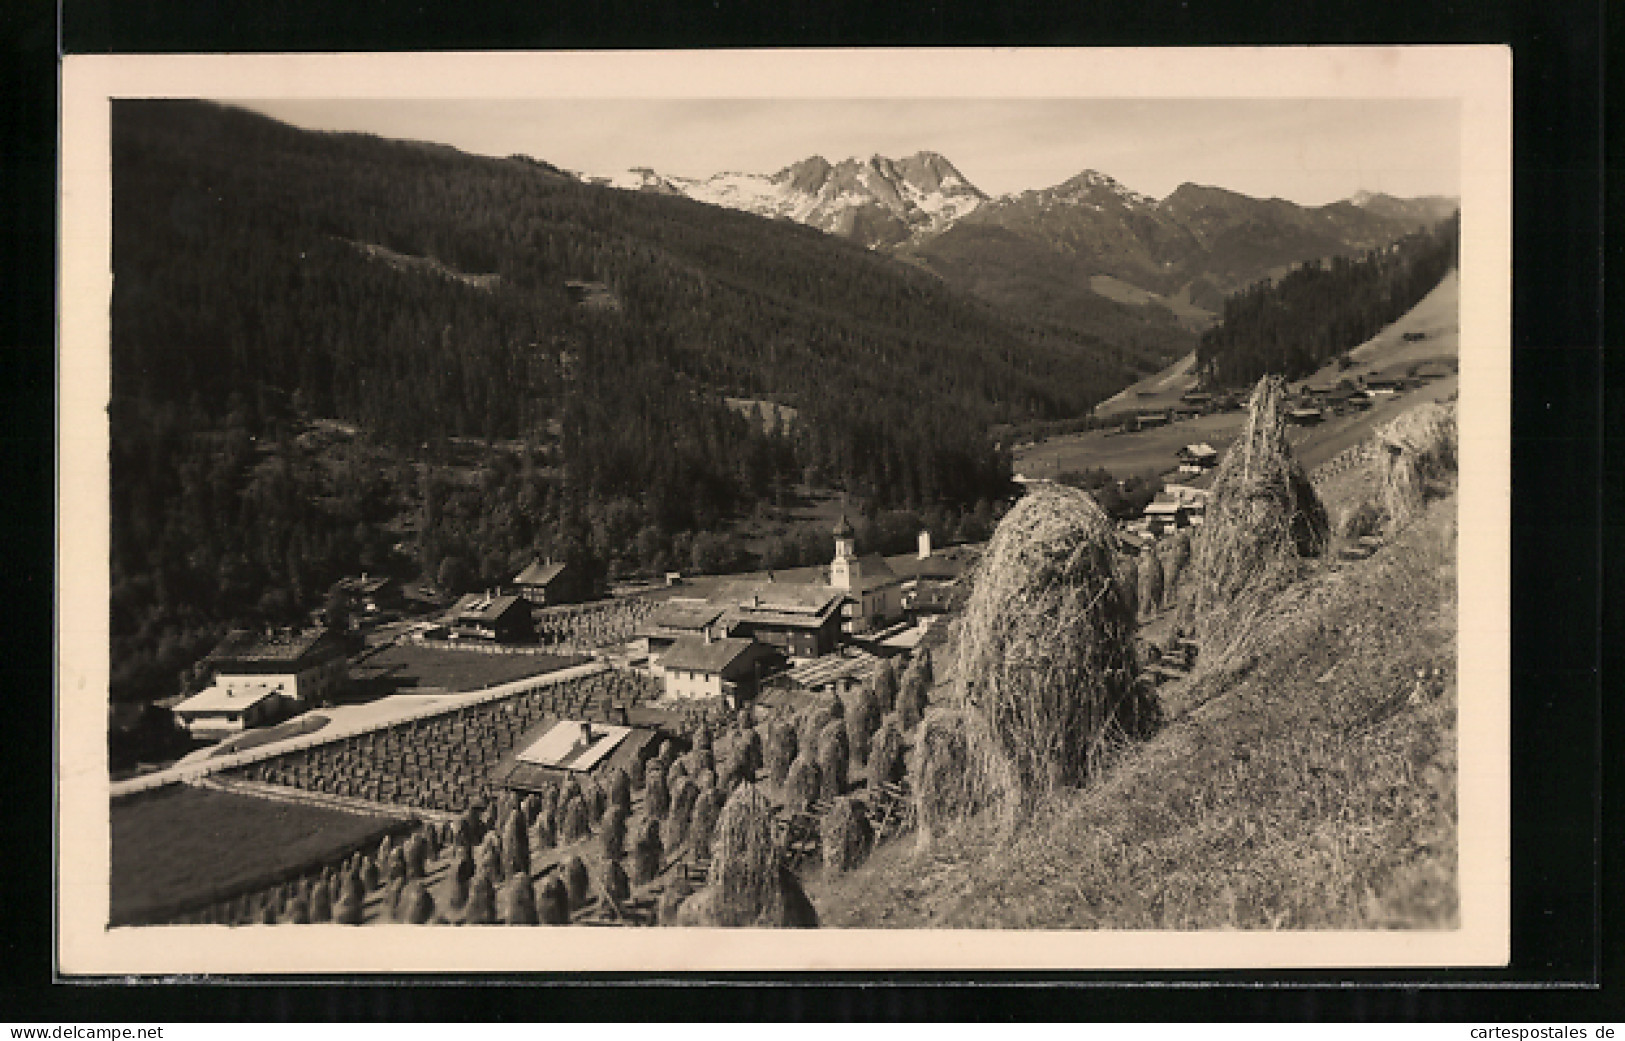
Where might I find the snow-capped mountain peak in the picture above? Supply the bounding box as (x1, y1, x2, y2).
(593, 150, 989, 247)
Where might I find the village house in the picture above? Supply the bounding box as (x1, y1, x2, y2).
(721, 581, 846, 660)
(333, 572, 399, 614)
(511, 558, 571, 605)
(445, 592, 536, 643)
(658, 634, 778, 703)
(637, 599, 730, 672)
(172, 625, 349, 738)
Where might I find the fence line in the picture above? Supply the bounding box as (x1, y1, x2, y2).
(109, 660, 611, 800)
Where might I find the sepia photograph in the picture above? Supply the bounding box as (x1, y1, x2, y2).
(57, 47, 1511, 974)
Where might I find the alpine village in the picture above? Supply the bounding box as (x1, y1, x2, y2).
(108, 101, 1462, 931)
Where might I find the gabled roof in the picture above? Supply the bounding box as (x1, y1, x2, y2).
(513, 559, 567, 586)
(173, 680, 285, 715)
(448, 592, 529, 623)
(643, 600, 728, 634)
(205, 626, 340, 666)
(659, 635, 761, 674)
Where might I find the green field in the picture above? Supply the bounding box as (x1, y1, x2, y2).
(110, 784, 410, 925)
(350, 644, 586, 693)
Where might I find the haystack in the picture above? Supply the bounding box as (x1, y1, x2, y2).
(1137, 550, 1164, 619)
(496, 875, 537, 925)
(782, 754, 821, 813)
(701, 783, 817, 927)
(1188, 374, 1329, 651)
(688, 787, 724, 861)
(397, 880, 436, 924)
(910, 708, 982, 848)
(952, 483, 1146, 803)
(463, 874, 496, 924)
(843, 684, 881, 767)
(562, 854, 590, 909)
(1376, 401, 1457, 528)
(535, 875, 570, 924)
(820, 796, 874, 873)
(868, 717, 904, 790)
(817, 720, 849, 800)
(765, 720, 798, 786)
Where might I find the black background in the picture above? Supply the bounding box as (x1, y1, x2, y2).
(1, 0, 1611, 1021)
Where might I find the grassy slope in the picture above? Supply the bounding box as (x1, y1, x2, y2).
(809, 473, 1457, 929)
(110, 785, 410, 925)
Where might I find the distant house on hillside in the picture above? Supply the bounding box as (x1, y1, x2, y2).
(1176, 443, 1219, 474)
(1287, 407, 1326, 425)
(445, 592, 535, 643)
(333, 572, 399, 614)
(174, 625, 349, 737)
(512, 558, 571, 605)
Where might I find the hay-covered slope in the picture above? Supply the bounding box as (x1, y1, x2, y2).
(808, 485, 1457, 930)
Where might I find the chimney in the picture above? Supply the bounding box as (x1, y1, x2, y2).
(918, 529, 933, 560)
(704, 630, 713, 645)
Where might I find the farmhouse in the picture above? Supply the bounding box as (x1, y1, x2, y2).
(333, 572, 399, 614)
(445, 592, 536, 643)
(638, 599, 730, 670)
(512, 558, 572, 605)
(722, 581, 846, 660)
(658, 635, 778, 702)
(175, 625, 349, 736)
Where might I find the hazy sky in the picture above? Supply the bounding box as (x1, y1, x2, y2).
(242, 98, 1459, 205)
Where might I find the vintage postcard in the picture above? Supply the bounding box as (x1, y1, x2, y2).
(58, 46, 1511, 974)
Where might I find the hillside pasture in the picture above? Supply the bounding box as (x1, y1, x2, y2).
(110, 784, 410, 925)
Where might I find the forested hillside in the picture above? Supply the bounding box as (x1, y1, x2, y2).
(110, 101, 1128, 704)
(1194, 213, 1458, 386)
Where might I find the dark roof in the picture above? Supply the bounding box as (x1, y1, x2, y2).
(205, 626, 341, 666)
(642, 600, 727, 633)
(724, 583, 845, 629)
(513, 559, 567, 586)
(336, 574, 394, 596)
(447, 592, 529, 623)
(659, 636, 760, 674)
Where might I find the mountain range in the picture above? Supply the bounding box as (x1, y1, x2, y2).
(592, 152, 1458, 340)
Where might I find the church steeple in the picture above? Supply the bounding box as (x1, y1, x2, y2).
(830, 513, 860, 591)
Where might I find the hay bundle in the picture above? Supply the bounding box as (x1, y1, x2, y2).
(600, 805, 628, 862)
(497, 875, 537, 925)
(910, 708, 982, 847)
(1137, 548, 1165, 619)
(339, 869, 364, 911)
(282, 895, 311, 925)
(396, 880, 436, 924)
(1377, 402, 1457, 527)
(764, 720, 798, 786)
(608, 768, 633, 817)
(1189, 375, 1329, 649)
(257, 900, 278, 925)
(561, 854, 590, 909)
(631, 818, 664, 885)
(602, 858, 632, 908)
(628, 755, 647, 790)
(897, 659, 929, 732)
(817, 720, 849, 800)
(737, 727, 764, 776)
(868, 718, 904, 790)
(797, 698, 840, 756)
(704, 783, 817, 928)
(332, 894, 364, 925)
(820, 797, 874, 873)
(384, 846, 408, 883)
(695, 726, 713, 754)
(696, 767, 717, 792)
(953, 483, 1143, 800)
(535, 875, 569, 924)
(717, 745, 753, 792)
(309, 880, 333, 923)
(529, 814, 554, 854)
(688, 787, 724, 861)
(843, 684, 881, 767)
(585, 779, 608, 825)
(464, 874, 496, 924)
(659, 875, 695, 926)
(783, 754, 821, 813)
(668, 758, 689, 783)
(520, 792, 541, 826)
(871, 660, 900, 714)
(557, 794, 591, 844)
(501, 813, 530, 878)
(665, 776, 700, 849)
(1113, 556, 1140, 620)
(645, 765, 671, 820)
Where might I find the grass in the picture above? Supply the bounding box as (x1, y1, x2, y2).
(808, 484, 1458, 929)
(110, 785, 411, 925)
(349, 643, 586, 692)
